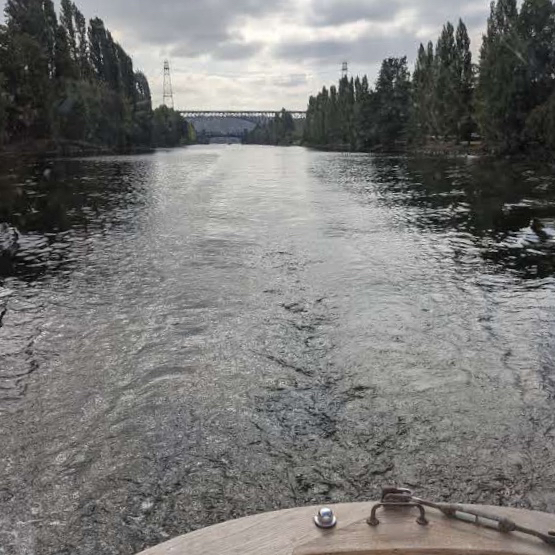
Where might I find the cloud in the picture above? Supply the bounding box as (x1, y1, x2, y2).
(169, 39, 263, 60)
(302, 0, 488, 32)
(54, 0, 491, 110)
(271, 74, 309, 88)
(306, 0, 401, 27)
(274, 34, 424, 65)
(408, 0, 488, 28)
(71, 0, 290, 58)
(211, 41, 265, 61)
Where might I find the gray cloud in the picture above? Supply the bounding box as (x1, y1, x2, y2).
(212, 41, 265, 61)
(413, 0, 488, 27)
(306, 0, 401, 27)
(274, 0, 489, 69)
(55, 0, 491, 109)
(271, 74, 309, 88)
(63, 0, 488, 65)
(304, 0, 488, 31)
(69, 0, 289, 57)
(274, 34, 424, 66)
(169, 38, 263, 60)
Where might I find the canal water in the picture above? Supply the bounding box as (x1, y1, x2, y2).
(1, 146, 555, 554)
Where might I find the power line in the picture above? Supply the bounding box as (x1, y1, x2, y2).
(170, 66, 345, 79)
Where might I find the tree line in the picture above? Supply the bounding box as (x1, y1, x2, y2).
(304, 0, 555, 155)
(0, 0, 193, 151)
(244, 109, 299, 145)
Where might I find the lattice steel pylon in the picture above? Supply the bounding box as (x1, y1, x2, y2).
(341, 61, 349, 79)
(163, 60, 174, 109)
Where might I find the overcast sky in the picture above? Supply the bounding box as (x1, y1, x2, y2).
(54, 0, 490, 111)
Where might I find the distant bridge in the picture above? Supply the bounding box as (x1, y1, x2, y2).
(179, 110, 306, 119)
(181, 110, 306, 141)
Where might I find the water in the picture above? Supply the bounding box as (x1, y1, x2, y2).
(1, 146, 555, 555)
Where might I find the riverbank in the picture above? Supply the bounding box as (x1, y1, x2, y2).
(302, 139, 555, 162)
(409, 140, 485, 157)
(302, 140, 486, 157)
(0, 139, 156, 158)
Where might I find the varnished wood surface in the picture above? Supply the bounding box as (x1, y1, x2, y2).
(136, 502, 555, 555)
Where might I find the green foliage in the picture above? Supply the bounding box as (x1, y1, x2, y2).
(151, 106, 193, 148)
(0, 23, 53, 138)
(303, 2, 555, 156)
(338, 76, 355, 144)
(408, 20, 475, 145)
(0, 0, 156, 150)
(372, 57, 411, 146)
(132, 71, 153, 146)
(455, 20, 474, 142)
(477, 0, 526, 151)
(411, 42, 436, 140)
(524, 90, 555, 152)
(434, 22, 458, 137)
(353, 75, 372, 148)
(476, 0, 555, 153)
(0, 72, 12, 143)
(304, 58, 410, 150)
(244, 109, 299, 145)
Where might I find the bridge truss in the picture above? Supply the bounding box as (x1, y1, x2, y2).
(179, 110, 306, 119)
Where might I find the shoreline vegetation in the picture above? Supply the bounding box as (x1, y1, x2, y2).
(0, 138, 155, 157)
(248, 0, 555, 160)
(0, 0, 194, 155)
(4, 0, 555, 159)
(302, 141, 486, 158)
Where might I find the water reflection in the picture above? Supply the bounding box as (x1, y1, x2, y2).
(2, 153, 554, 282)
(0, 155, 156, 280)
(328, 155, 555, 279)
(1, 147, 555, 555)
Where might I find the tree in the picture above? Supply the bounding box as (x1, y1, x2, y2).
(88, 18, 110, 84)
(303, 59, 410, 151)
(6, 0, 50, 39)
(42, 0, 58, 77)
(373, 57, 411, 146)
(130, 71, 152, 146)
(411, 41, 436, 140)
(245, 109, 299, 145)
(54, 23, 76, 80)
(152, 106, 190, 148)
(73, 5, 89, 77)
(435, 22, 458, 138)
(476, 0, 526, 151)
(338, 76, 355, 146)
(327, 85, 341, 144)
(304, 95, 317, 144)
(475, 0, 555, 152)
(3, 0, 60, 137)
(0, 72, 12, 143)
(299, 0, 555, 155)
(1, 0, 157, 150)
(454, 20, 474, 141)
(354, 75, 375, 149)
(60, 0, 76, 62)
(518, 0, 555, 111)
(305, 86, 331, 146)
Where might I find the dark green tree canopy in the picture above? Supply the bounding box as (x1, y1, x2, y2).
(0, 0, 158, 150)
(244, 109, 300, 146)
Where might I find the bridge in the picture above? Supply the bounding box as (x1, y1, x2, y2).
(181, 110, 307, 141)
(179, 110, 306, 119)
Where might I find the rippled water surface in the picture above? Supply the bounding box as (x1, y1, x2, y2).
(1, 146, 555, 554)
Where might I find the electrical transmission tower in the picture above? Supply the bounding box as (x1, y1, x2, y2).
(163, 60, 174, 109)
(341, 61, 349, 79)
